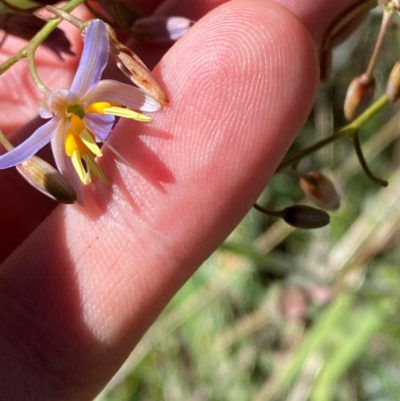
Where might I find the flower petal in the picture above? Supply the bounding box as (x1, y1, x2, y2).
(84, 80, 161, 112)
(51, 132, 85, 205)
(0, 118, 59, 168)
(84, 113, 115, 141)
(69, 19, 110, 99)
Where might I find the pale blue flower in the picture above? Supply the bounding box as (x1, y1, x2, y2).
(0, 19, 161, 203)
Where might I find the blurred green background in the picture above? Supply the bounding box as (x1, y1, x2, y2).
(95, 6, 400, 401)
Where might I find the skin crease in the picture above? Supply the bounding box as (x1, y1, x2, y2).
(0, 0, 363, 400)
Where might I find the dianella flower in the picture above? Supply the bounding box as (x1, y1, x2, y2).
(0, 19, 161, 203)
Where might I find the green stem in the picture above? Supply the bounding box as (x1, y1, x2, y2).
(278, 134, 343, 172)
(278, 94, 389, 171)
(346, 93, 388, 129)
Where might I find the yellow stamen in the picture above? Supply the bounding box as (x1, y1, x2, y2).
(65, 129, 88, 157)
(65, 130, 76, 157)
(71, 150, 87, 184)
(103, 106, 152, 122)
(79, 129, 103, 157)
(82, 154, 108, 185)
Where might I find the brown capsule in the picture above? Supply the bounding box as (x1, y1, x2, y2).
(344, 74, 375, 121)
(16, 156, 77, 204)
(106, 23, 169, 106)
(281, 205, 330, 229)
(386, 60, 400, 102)
(299, 171, 340, 210)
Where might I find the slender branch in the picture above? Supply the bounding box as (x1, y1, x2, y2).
(277, 94, 389, 171)
(278, 134, 345, 172)
(253, 203, 284, 218)
(364, 10, 392, 80)
(346, 93, 389, 129)
(353, 131, 388, 186)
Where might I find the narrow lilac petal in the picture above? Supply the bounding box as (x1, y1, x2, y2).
(51, 134, 85, 205)
(84, 80, 161, 112)
(38, 106, 53, 119)
(84, 113, 115, 141)
(0, 118, 59, 168)
(69, 20, 110, 99)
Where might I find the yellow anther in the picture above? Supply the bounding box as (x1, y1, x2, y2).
(65, 129, 89, 157)
(65, 130, 77, 157)
(85, 102, 113, 114)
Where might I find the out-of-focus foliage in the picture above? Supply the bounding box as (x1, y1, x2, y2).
(95, 7, 400, 401)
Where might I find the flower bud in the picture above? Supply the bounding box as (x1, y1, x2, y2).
(299, 171, 340, 210)
(386, 60, 400, 102)
(281, 205, 330, 229)
(133, 16, 194, 45)
(343, 74, 375, 121)
(16, 156, 77, 204)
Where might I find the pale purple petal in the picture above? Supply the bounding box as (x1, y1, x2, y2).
(84, 113, 115, 141)
(0, 118, 59, 168)
(84, 80, 161, 111)
(38, 106, 53, 119)
(69, 20, 110, 99)
(51, 133, 85, 205)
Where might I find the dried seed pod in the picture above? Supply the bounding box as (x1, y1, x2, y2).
(386, 60, 400, 102)
(281, 205, 330, 229)
(299, 171, 340, 210)
(344, 74, 375, 121)
(133, 16, 194, 45)
(16, 156, 77, 204)
(106, 23, 169, 106)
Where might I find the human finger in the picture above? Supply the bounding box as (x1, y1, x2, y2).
(1, 1, 318, 400)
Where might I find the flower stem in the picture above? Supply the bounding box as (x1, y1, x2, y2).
(277, 94, 389, 171)
(253, 203, 284, 218)
(364, 9, 392, 81)
(352, 131, 388, 186)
